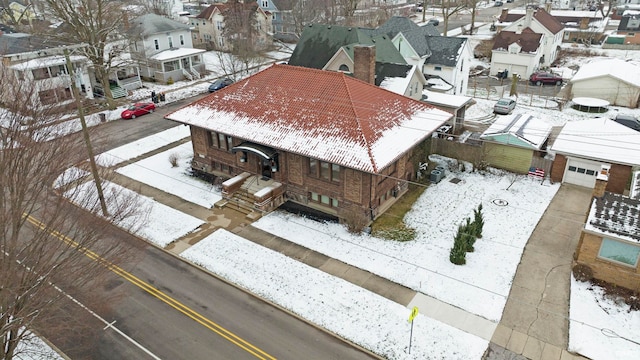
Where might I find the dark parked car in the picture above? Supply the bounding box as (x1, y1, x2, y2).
(208, 78, 234, 92)
(493, 98, 516, 115)
(120, 102, 156, 119)
(494, 1, 504, 6)
(613, 114, 640, 131)
(529, 71, 563, 86)
(427, 19, 439, 26)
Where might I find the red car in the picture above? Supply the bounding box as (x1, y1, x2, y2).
(529, 72, 563, 86)
(121, 102, 156, 119)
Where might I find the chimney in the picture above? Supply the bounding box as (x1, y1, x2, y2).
(579, 17, 589, 29)
(592, 164, 610, 198)
(353, 45, 376, 85)
(525, 8, 534, 27)
(500, 8, 509, 21)
(545, 3, 552, 13)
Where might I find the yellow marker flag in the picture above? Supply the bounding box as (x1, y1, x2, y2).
(408, 306, 419, 322)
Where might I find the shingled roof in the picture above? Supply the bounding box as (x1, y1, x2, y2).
(129, 13, 190, 37)
(288, 24, 374, 69)
(0, 33, 63, 55)
(339, 34, 407, 65)
(165, 64, 452, 173)
(498, 8, 564, 34)
(492, 30, 542, 53)
(424, 36, 466, 67)
(586, 192, 640, 243)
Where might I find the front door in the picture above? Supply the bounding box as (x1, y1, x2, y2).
(181, 58, 190, 70)
(261, 159, 272, 179)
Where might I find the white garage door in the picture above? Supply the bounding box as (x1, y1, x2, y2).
(563, 158, 601, 188)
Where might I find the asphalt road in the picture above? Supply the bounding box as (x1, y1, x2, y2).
(42, 97, 379, 360)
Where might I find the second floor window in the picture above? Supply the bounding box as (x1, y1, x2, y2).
(168, 36, 173, 48)
(209, 131, 232, 151)
(154, 39, 159, 50)
(261, 0, 268, 7)
(216, 21, 223, 30)
(180, 34, 185, 46)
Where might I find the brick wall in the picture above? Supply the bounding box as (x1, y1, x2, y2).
(550, 153, 567, 183)
(607, 163, 632, 194)
(575, 232, 640, 292)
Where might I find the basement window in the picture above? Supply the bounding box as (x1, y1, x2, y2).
(598, 238, 640, 267)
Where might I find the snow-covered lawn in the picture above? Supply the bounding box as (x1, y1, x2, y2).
(116, 142, 221, 208)
(182, 229, 489, 360)
(569, 277, 640, 360)
(253, 164, 560, 322)
(65, 180, 204, 247)
(96, 125, 190, 167)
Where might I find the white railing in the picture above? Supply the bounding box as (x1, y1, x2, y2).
(182, 68, 193, 81)
(190, 67, 201, 79)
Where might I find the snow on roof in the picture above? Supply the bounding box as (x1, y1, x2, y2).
(480, 113, 552, 150)
(571, 58, 640, 86)
(550, 118, 640, 166)
(585, 192, 640, 243)
(421, 90, 472, 108)
(379, 75, 409, 94)
(149, 47, 205, 61)
(165, 64, 453, 173)
(9, 54, 87, 71)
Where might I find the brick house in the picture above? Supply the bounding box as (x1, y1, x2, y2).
(165, 63, 452, 221)
(549, 118, 640, 194)
(574, 176, 640, 292)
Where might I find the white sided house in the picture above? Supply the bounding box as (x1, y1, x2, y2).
(501, 7, 564, 71)
(0, 33, 93, 108)
(490, 30, 543, 78)
(129, 13, 205, 83)
(570, 58, 640, 108)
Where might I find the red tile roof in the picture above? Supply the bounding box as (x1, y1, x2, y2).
(165, 64, 452, 173)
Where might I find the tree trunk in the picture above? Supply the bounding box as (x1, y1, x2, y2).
(98, 68, 116, 110)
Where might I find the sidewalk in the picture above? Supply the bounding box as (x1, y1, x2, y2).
(101, 145, 594, 359)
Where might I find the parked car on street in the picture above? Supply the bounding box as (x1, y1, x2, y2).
(208, 78, 234, 92)
(121, 102, 156, 119)
(529, 71, 563, 86)
(493, 98, 516, 115)
(427, 18, 439, 26)
(494, 1, 504, 6)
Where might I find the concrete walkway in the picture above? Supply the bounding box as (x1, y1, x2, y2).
(96, 143, 595, 359)
(485, 184, 593, 360)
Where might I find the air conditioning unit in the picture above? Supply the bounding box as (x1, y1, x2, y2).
(430, 170, 443, 183)
(435, 165, 446, 176)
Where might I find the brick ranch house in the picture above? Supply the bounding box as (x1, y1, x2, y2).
(574, 176, 640, 292)
(165, 63, 452, 222)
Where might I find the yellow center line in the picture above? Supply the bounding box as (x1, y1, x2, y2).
(26, 214, 276, 360)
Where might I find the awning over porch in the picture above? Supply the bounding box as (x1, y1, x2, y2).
(149, 48, 205, 62)
(232, 142, 277, 160)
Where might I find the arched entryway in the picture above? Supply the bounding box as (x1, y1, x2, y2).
(232, 142, 278, 180)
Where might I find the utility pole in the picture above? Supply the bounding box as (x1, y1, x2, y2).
(422, 0, 427, 22)
(64, 48, 109, 217)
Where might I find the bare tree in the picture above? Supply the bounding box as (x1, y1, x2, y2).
(222, 0, 261, 54)
(440, 0, 468, 36)
(277, 0, 324, 39)
(0, 66, 142, 359)
(0, 0, 34, 30)
(143, 0, 173, 17)
(39, 0, 136, 110)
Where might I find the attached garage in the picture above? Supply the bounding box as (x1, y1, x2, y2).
(550, 118, 640, 194)
(562, 158, 602, 188)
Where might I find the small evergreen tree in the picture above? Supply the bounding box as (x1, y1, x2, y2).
(473, 203, 484, 238)
(463, 218, 476, 252)
(450, 227, 467, 265)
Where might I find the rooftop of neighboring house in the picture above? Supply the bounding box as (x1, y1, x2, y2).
(492, 29, 543, 52)
(0, 31, 73, 56)
(165, 64, 453, 174)
(585, 192, 640, 243)
(498, 8, 565, 34)
(480, 113, 552, 150)
(424, 36, 466, 67)
(570, 58, 640, 86)
(338, 34, 407, 65)
(377, 63, 417, 91)
(618, 13, 640, 31)
(550, 118, 640, 166)
(129, 13, 191, 38)
(288, 24, 376, 69)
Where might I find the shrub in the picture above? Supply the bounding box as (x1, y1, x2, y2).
(373, 227, 416, 242)
(167, 77, 174, 85)
(572, 263, 593, 282)
(472, 203, 484, 238)
(450, 234, 467, 265)
(462, 218, 476, 252)
(168, 152, 179, 167)
(342, 206, 369, 234)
